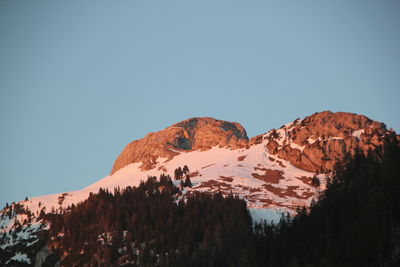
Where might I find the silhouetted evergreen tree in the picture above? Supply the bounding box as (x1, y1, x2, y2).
(183, 165, 190, 175)
(184, 176, 192, 187)
(174, 167, 183, 180)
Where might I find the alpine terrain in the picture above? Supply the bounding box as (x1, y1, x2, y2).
(1, 111, 399, 266)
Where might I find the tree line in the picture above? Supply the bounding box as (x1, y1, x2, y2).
(43, 172, 253, 266)
(246, 138, 400, 267)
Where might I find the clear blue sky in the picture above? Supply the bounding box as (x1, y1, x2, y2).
(1, 1, 399, 208)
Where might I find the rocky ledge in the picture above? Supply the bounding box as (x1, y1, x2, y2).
(111, 117, 249, 173)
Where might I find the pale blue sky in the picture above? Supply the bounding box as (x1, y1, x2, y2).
(1, 0, 399, 207)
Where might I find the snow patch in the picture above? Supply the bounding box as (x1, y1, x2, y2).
(6, 252, 31, 264)
(249, 208, 283, 224)
(289, 142, 305, 152)
(352, 129, 365, 140)
(329, 137, 343, 140)
(307, 137, 316, 144)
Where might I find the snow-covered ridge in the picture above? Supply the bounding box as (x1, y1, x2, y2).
(2, 111, 396, 265)
(2, 137, 321, 224)
(2, 111, 394, 229)
(0, 134, 322, 265)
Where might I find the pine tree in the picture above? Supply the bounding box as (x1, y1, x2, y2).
(174, 167, 183, 180)
(183, 165, 190, 175)
(184, 177, 192, 188)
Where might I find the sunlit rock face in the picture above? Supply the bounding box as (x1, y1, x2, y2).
(262, 111, 397, 173)
(111, 117, 249, 173)
(112, 111, 397, 175)
(104, 111, 398, 213)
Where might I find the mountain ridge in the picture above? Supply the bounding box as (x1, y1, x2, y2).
(111, 110, 396, 175)
(0, 110, 398, 266)
(2, 110, 396, 215)
(83, 110, 398, 213)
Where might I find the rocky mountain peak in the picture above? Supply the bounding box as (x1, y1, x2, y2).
(111, 117, 248, 174)
(111, 112, 397, 176)
(263, 111, 396, 173)
(170, 117, 249, 149)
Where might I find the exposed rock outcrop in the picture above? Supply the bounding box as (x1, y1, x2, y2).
(111, 117, 249, 174)
(263, 111, 398, 173)
(112, 112, 398, 175)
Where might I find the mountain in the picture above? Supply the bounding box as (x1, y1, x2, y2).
(111, 117, 249, 174)
(89, 111, 397, 213)
(0, 111, 398, 266)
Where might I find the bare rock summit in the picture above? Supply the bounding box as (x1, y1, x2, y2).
(111, 117, 249, 174)
(111, 111, 398, 176)
(263, 111, 397, 173)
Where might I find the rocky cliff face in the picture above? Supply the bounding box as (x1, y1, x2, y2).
(262, 111, 397, 173)
(112, 112, 397, 175)
(111, 117, 249, 174)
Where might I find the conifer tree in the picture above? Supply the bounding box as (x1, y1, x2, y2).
(183, 165, 190, 175)
(174, 167, 183, 180)
(184, 177, 192, 187)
